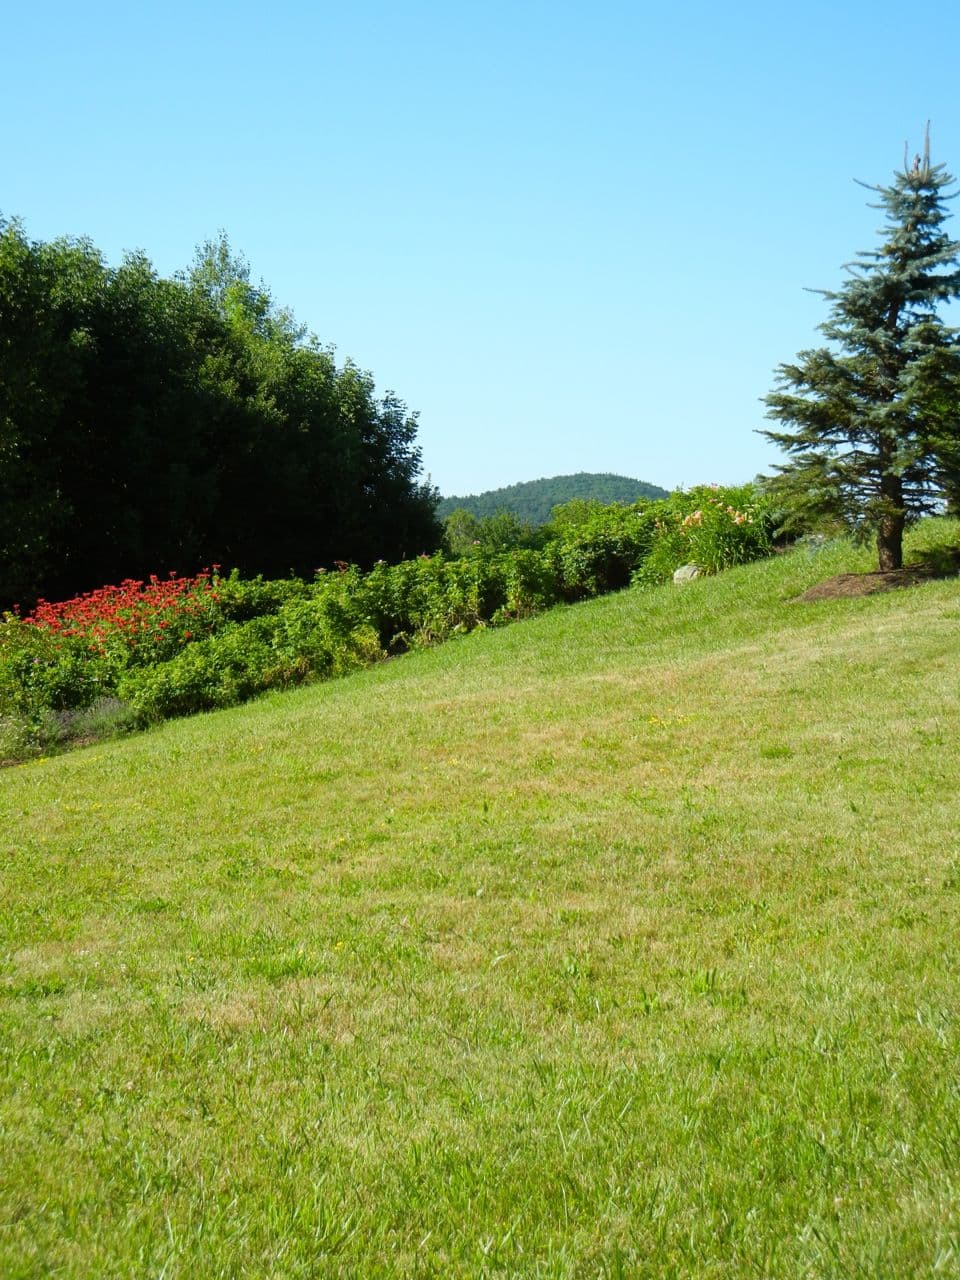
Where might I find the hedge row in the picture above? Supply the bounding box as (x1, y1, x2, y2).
(0, 486, 771, 753)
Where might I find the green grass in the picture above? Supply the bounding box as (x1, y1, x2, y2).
(2, 527, 960, 1277)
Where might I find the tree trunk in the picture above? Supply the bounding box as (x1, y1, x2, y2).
(874, 442, 906, 570)
(876, 493, 905, 571)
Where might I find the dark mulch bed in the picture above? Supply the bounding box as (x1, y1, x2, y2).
(798, 547, 960, 602)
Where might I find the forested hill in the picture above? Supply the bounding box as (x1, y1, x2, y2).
(437, 472, 670, 524)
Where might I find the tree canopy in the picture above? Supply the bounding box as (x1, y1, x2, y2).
(0, 224, 439, 609)
(762, 130, 960, 570)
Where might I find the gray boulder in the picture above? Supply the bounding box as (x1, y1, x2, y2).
(672, 564, 702, 585)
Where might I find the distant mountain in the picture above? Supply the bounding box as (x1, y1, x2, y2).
(436, 472, 670, 526)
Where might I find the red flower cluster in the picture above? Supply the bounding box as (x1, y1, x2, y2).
(23, 570, 221, 656)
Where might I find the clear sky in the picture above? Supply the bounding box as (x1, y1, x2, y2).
(4, 0, 960, 497)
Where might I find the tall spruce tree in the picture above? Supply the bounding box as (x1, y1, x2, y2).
(763, 128, 960, 570)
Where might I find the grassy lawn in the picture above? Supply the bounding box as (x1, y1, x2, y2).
(2, 529, 960, 1277)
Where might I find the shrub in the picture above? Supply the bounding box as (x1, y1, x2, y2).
(118, 597, 383, 723)
(493, 549, 563, 621)
(634, 485, 773, 585)
(20, 571, 225, 668)
(118, 617, 294, 720)
(208, 570, 313, 623)
(0, 616, 112, 721)
(274, 587, 383, 675)
(355, 554, 508, 650)
(546, 501, 656, 599)
(0, 617, 138, 756)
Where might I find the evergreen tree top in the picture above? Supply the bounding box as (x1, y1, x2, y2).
(848, 128, 960, 296)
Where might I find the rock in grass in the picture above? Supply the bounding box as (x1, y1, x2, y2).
(673, 564, 702, 585)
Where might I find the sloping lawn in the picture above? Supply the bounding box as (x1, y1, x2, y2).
(2, 532, 959, 1277)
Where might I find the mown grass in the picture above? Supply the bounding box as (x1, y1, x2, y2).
(2, 526, 960, 1277)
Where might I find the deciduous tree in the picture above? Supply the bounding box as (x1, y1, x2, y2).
(0, 225, 440, 608)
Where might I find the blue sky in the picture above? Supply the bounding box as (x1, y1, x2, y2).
(5, 0, 960, 497)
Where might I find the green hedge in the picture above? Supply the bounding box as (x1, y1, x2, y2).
(1, 485, 774, 747)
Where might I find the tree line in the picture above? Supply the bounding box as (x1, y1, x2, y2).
(0, 224, 440, 610)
